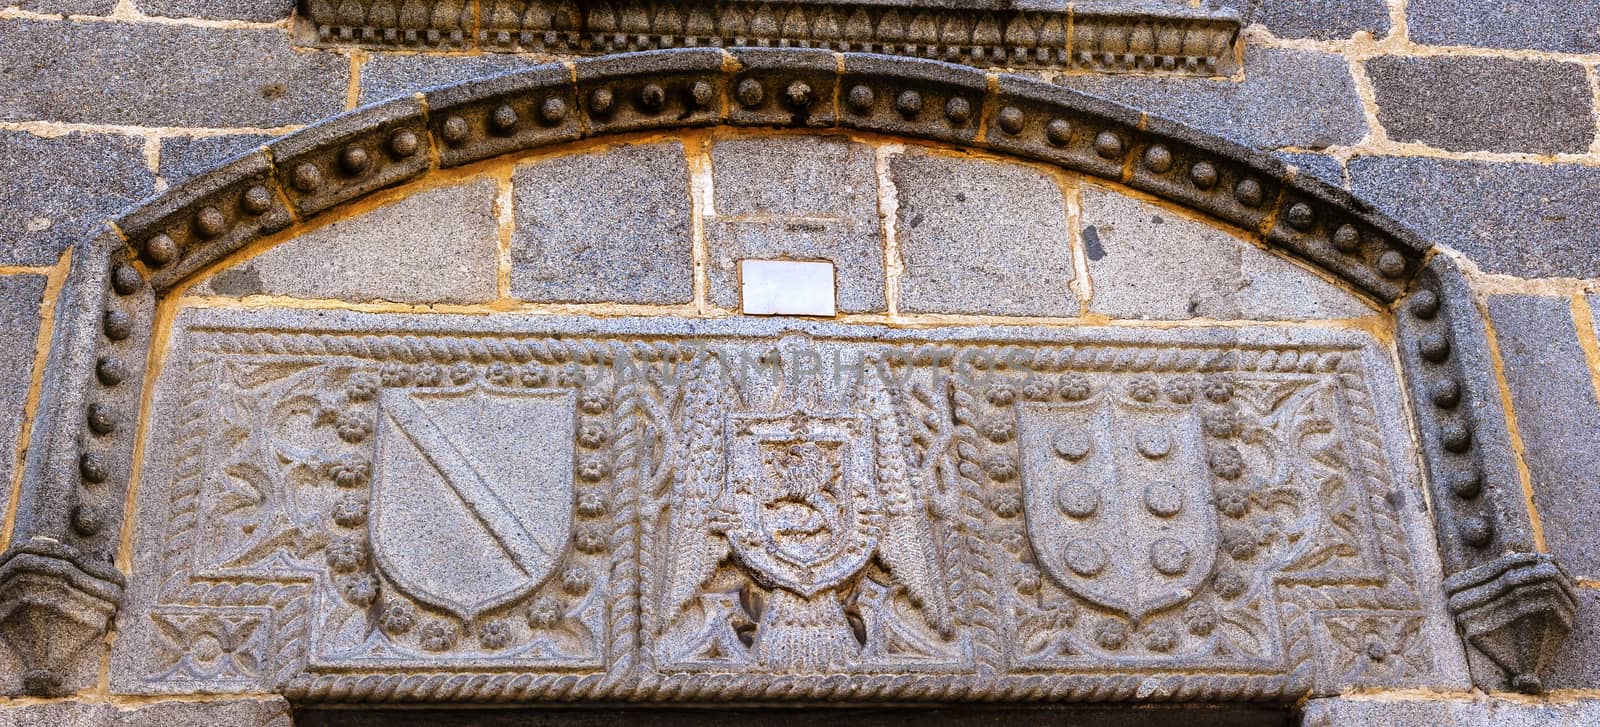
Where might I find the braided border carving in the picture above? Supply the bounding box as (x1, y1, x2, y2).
(111, 321, 1441, 703)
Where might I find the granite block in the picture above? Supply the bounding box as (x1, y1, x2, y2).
(1349, 156, 1600, 279)
(1485, 295, 1600, 578)
(1059, 47, 1368, 150)
(1302, 695, 1600, 726)
(1367, 56, 1592, 154)
(193, 176, 500, 304)
(0, 20, 346, 127)
(0, 274, 47, 535)
(0, 697, 291, 726)
(158, 134, 275, 185)
(1082, 185, 1373, 320)
(0, 131, 154, 267)
(1279, 152, 1346, 188)
(1407, 0, 1600, 53)
(708, 135, 884, 313)
(1253, 0, 1391, 40)
(134, 0, 294, 21)
(359, 53, 547, 106)
(6, 0, 117, 12)
(511, 141, 693, 305)
(890, 150, 1078, 317)
(1547, 587, 1600, 689)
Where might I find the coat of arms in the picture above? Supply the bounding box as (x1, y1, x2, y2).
(653, 347, 958, 672)
(370, 386, 576, 621)
(1018, 394, 1217, 623)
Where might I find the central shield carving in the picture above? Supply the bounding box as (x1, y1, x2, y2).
(724, 410, 882, 597)
(1019, 396, 1218, 623)
(370, 386, 575, 621)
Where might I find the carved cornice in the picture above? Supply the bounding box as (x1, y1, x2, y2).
(295, 0, 1241, 76)
(5, 49, 1572, 697)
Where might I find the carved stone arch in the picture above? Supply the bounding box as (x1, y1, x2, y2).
(0, 49, 1572, 702)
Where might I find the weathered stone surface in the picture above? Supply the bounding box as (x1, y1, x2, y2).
(359, 54, 546, 106)
(1081, 185, 1374, 320)
(1060, 48, 1367, 150)
(1349, 157, 1600, 279)
(114, 307, 1458, 698)
(1407, 0, 1600, 53)
(1302, 695, 1600, 726)
(7, 0, 117, 13)
(511, 141, 693, 305)
(708, 135, 884, 313)
(1279, 152, 1345, 189)
(0, 131, 154, 267)
(299, 0, 1239, 77)
(1252, 0, 1391, 40)
(134, 0, 294, 21)
(0, 275, 46, 533)
(891, 150, 1077, 316)
(0, 697, 290, 726)
(158, 134, 274, 185)
(0, 20, 345, 127)
(1367, 56, 1593, 154)
(1547, 587, 1600, 689)
(192, 176, 499, 304)
(1485, 295, 1600, 579)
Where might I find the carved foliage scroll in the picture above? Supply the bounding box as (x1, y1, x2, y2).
(114, 315, 1447, 702)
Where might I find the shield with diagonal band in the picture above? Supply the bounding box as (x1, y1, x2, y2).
(369, 386, 575, 621)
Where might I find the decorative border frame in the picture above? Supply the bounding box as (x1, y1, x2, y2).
(295, 0, 1241, 77)
(0, 48, 1572, 699)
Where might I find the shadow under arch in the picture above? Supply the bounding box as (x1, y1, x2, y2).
(0, 48, 1573, 702)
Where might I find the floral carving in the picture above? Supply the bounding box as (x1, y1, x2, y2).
(123, 325, 1436, 700)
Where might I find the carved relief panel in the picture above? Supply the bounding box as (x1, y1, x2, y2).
(114, 309, 1454, 701)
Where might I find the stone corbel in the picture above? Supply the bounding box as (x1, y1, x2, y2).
(1445, 552, 1576, 693)
(0, 540, 123, 696)
(0, 231, 153, 695)
(1395, 255, 1577, 693)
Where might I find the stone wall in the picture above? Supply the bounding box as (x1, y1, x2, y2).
(0, 0, 1598, 723)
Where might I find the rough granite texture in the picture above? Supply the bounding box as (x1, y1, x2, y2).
(1547, 588, 1600, 689)
(6, 0, 118, 13)
(1302, 696, 1600, 726)
(1349, 156, 1600, 279)
(359, 54, 548, 106)
(1485, 295, 1600, 579)
(1366, 56, 1593, 154)
(511, 141, 694, 305)
(0, 20, 346, 127)
(1081, 185, 1374, 320)
(0, 697, 291, 726)
(158, 133, 275, 185)
(708, 135, 885, 313)
(194, 176, 500, 304)
(1252, 0, 1392, 40)
(1060, 47, 1367, 150)
(134, 0, 295, 21)
(0, 131, 154, 267)
(0, 274, 47, 533)
(1278, 152, 1346, 189)
(1406, 0, 1600, 52)
(890, 150, 1078, 316)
